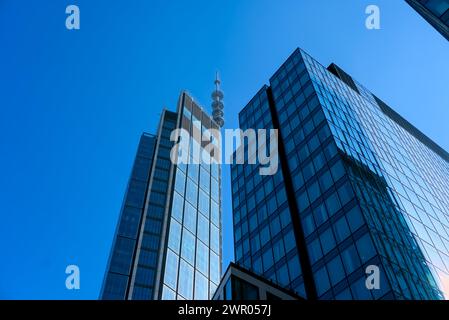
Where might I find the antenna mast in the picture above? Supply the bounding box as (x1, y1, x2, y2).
(211, 72, 224, 128)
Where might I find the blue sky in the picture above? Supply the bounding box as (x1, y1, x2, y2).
(0, 0, 448, 299)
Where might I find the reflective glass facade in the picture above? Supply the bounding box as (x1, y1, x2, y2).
(406, 0, 449, 41)
(101, 92, 222, 300)
(160, 93, 222, 300)
(101, 133, 157, 299)
(231, 48, 449, 300)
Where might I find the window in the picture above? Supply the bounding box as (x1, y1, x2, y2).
(188, 163, 199, 182)
(253, 257, 263, 274)
(211, 179, 220, 202)
(119, 206, 142, 238)
(164, 249, 179, 290)
(293, 171, 305, 191)
(251, 234, 261, 253)
(162, 285, 176, 300)
(314, 203, 328, 226)
(168, 219, 181, 252)
(287, 256, 302, 280)
(110, 237, 135, 275)
(210, 252, 220, 284)
(302, 161, 315, 181)
(272, 238, 285, 261)
(175, 169, 186, 195)
(308, 238, 323, 264)
(346, 206, 364, 232)
(133, 286, 152, 300)
(341, 244, 361, 275)
(308, 181, 321, 204)
(178, 260, 194, 299)
(211, 224, 220, 254)
(197, 214, 209, 245)
(426, 0, 449, 16)
(276, 264, 290, 286)
(194, 271, 209, 300)
(200, 167, 210, 192)
(249, 213, 258, 233)
(319, 170, 333, 192)
(196, 240, 209, 276)
(181, 229, 195, 265)
(264, 177, 274, 196)
(327, 255, 345, 286)
(270, 215, 282, 237)
(350, 276, 372, 300)
(233, 277, 259, 300)
(260, 226, 271, 247)
(284, 229, 296, 253)
(184, 202, 197, 234)
(320, 227, 336, 255)
(135, 267, 154, 286)
(355, 233, 376, 263)
(314, 266, 331, 296)
(325, 192, 341, 216)
(172, 192, 184, 222)
(276, 187, 287, 205)
(330, 161, 345, 182)
(297, 191, 310, 212)
(337, 182, 354, 206)
(262, 249, 274, 271)
(334, 216, 350, 243)
(302, 213, 315, 237)
(199, 189, 210, 218)
(186, 179, 198, 207)
(211, 200, 220, 226)
(280, 208, 291, 229)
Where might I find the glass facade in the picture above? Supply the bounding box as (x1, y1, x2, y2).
(160, 93, 222, 300)
(101, 92, 222, 300)
(231, 48, 449, 300)
(406, 0, 449, 41)
(101, 133, 157, 300)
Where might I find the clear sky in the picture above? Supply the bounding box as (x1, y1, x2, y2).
(0, 0, 448, 299)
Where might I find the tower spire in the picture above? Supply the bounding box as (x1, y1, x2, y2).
(212, 72, 224, 128)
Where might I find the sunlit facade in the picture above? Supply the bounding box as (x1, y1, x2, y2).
(231, 48, 449, 299)
(101, 92, 222, 300)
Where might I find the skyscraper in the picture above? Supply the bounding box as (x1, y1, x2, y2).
(231, 48, 449, 300)
(406, 0, 449, 41)
(101, 91, 222, 300)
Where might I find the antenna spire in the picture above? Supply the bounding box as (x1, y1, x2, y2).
(212, 71, 224, 128)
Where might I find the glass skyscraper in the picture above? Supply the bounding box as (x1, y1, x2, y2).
(406, 0, 449, 41)
(231, 48, 449, 300)
(101, 91, 222, 300)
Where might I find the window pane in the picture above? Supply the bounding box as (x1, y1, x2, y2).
(196, 240, 209, 276)
(181, 229, 195, 265)
(164, 249, 179, 290)
(178, 260, 194, 299)
(194, 271, 209, 300)
(168, 219, 181, 253)
(197, 213, 209, 245)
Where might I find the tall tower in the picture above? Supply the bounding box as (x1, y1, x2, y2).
(101, 91, 222, 300)
(230, 48, 449, 300)
(212, 72, 224, 128)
